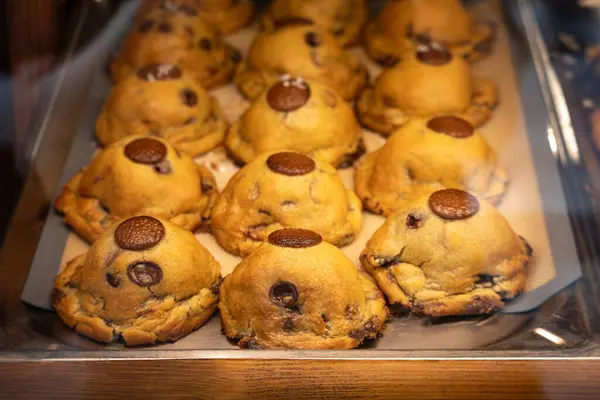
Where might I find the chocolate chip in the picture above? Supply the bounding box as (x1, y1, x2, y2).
(273, 17, 314, 30)
(51, 288, 65, 305)
(185, 26, 194, 36)
(269, 281, 299, 308)
(304, 31, 321, 47)
(238, 337, 264, 349)
(267, 79, 310, 112)
(345, 305, 358, 319)
(198, 38, 212, 51)
(415, 33, 432, 45)
(363, 317, 380, 333)
(427, 116, 474, 138)
(153, 159, 172, 174)
(321, 314, 329, 323)
(266, 152, 315, 176)
(181, 89, 198, 107)
(136, 64, 182, 81)
(348, 329, 364, 340)
(157, 22, 172, 33)
(268, 228, 322, 248)
(230, 48, 242, 63)
(406, 213, 424, 229)
(377, 54, 400, 68)
(283, 318, 294, 331)
(138, 19, 155, 33)
(428, 189, 480, 220)
(106, 272, 121, 288)
(375, 255, 402, 268)
(124, 138, 167, 164)
(417, 48, 453, 65)
(201, 179, 214, 195)
(127, 261, 163, 287)
(114, 216, 165, 251)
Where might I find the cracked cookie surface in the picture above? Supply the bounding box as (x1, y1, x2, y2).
(97, 64, 227, 157)
(226, 77, 364, 167)
(219, 228, 388, 349)
(111, 7, 241, 89)
(211, 151, 362, 257)
(261, 0, 367, 47)
(357, 49, 498, 136)
(354, 117, 508, 216)
(55, 136, 217, 243)
(364, 0, 496, 66)
(360, 189, 531, 317)
(235, 23, 367, 101)
(53, 216, 221, 346)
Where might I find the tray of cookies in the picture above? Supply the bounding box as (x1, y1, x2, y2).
(20, 0, 583, 351)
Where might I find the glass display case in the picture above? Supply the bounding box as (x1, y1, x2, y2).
(1, 0, 600, 397)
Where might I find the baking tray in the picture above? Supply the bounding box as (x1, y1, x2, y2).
(16, 0, 585, 354)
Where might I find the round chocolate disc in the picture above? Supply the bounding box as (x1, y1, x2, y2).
(124, 138, 167, 165)
(266, 79, 310, 112)
(127, 261, 163, 287)
(136, 64, 182, 81)
(428, 189, 480, 220)
(416, 49, 452, 66)
(273, 17, 314, 30)
(427, 116, 474, 138)
(114, 216, 165, 251)
(269, 281, 299, 308)
(268, 228, 322, 248)
(266, 152, 315, 176)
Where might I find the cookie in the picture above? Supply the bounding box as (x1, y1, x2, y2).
(357, 49, 498, 136)
(363, 0, 496, 66)
(354, 117, 508, 216)
(53, 216, 221, 346)
(55, 136, 218, 243)
(111, 6, 241, 89)
(97, 64, 228, 157)
(219, 228, 388, 349)
(226, 77, 364, 167)
(235, 24, 367, 101)
(261, 0, 367, 47)
(360, 189, 531, 317)
(211, 151, 363, 257)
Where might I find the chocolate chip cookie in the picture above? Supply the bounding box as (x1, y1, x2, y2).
(361, 189, 531, 317)
(226, 77, 364, 167)
(55, 136, 218, 243)
(261, 0, 367, 47)
(97, 64, 227, 157)
(357, 48, 498, 136)
(354, 117, 508, 216)
(111, 6, 241, 89)
(364, 0, 496, 66)
(219, 228, 388, 348)
(53, 216, 221, 345)
(235, 23, 368, 101)
(211, 151, 362, 257)
(139, 0, 254, 35)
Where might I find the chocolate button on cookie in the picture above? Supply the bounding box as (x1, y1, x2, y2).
(136, 64, 182, 81)
(114, 216, 165, 250)
(266, 152, 315, 176)
(267, 79, 311, 112)
(124, 138, 167, 164)
(427, 116, 474, 138)
(417, 48, 453, 66)
(127, 261, 163, 287)
(428, 189, 480, 220)
(268, 228, 322, 248)
(269, 281, 299, 308)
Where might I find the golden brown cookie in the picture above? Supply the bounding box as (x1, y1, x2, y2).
(364, 0, 496, 66)
(354, 117, 508, 216)
(261, 0, 367, 47)
(55, 136, 217, 243)
(219, 228, 388, 349)
(139, 0, 254, 34)
(235, 23, 368, 101)
(211, 151, 362, 257)
(357, 48, 498, 136)
(111, 6, 241, 89)
(97, 64, 227, 157)
(226, 77, 364, 167)
(53, 216, 221, 346)
(360, 189, 531, 317)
